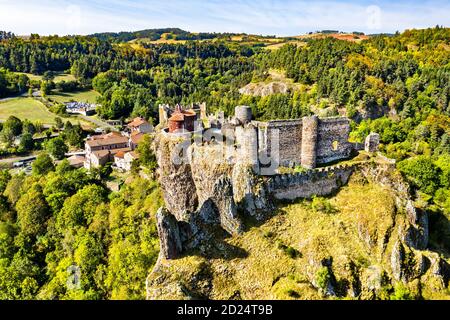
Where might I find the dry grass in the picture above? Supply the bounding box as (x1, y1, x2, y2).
(151, 175, 399, 299)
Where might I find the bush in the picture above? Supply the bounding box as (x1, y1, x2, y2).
(277, 242, 301, 259)
(311, 196, 338, 214)
(390, 283, 413, 300)
(316, 267, 331, 291)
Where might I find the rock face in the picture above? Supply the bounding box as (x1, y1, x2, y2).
(156, 208, 182, 259)
(365, 132, 380, 153)
(155, 134, 198, 221)
(154, 140, 246, 259)
(147, 153, 448, 300)
(239, 82, 290, 97)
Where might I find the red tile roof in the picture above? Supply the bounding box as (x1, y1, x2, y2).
(130, 132, 144, 144)
(115, 151, 126, 158)
(127, 117, 149, 128)
(168, 109, 196, 122)
(86, 135, 129, 148)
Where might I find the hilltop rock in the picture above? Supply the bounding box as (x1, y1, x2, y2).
(239, 81, 291, 97)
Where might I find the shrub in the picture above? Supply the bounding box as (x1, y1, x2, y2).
(277, 242, 301, 259)
(311, 196, 338, 214)
(390, 283, 413, 300)
(316, 267, 331, 291)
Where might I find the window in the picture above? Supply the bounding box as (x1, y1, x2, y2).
(332, 141, 339, 151)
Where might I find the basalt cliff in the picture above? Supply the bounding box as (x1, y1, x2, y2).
(145, 106, 450, 300)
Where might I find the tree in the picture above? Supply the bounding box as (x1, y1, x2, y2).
(40, 81, 51, 96)
(19, 133, 34, 152)
(54, 117, 63, 130)
(136, 134, 157, 172)
(58, 185, 106, 229)
(32, 153, 55, 175)
(398, 156, 441, 195)
(42, 71, 55, 81)
(2, 116, 22, 137)
(15, 184, 49, 238)
(22, 120, 36, 135)
(45, 137, 68, 160)
(0, 170, 11, 193)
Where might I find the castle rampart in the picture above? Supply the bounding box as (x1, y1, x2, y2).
(265, 164, 355, 200)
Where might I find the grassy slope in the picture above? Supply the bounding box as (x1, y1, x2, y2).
(149, 176, 406, 300)
(0, 97, 59, 124)
(0, 97, 94, 127)
(48, 89, 100, 104)
(16, 72, 76, 83)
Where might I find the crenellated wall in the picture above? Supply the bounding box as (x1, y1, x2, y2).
(265, 164, 355, 200)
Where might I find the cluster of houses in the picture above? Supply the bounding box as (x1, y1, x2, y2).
(67, 117, 153, 172)
(66, 102, 97, 116)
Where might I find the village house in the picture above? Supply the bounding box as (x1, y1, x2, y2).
(114, 150, 139, 172)
(66, 102, 97, 116)
(83, 117, 151, 170)
(126, 117, 154, 135)
(84, 132, 131, 169)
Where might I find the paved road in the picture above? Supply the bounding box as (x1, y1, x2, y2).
(77, 115, 118, 131)
(0, 154, 37, 164)
(0, 93, 28, 103)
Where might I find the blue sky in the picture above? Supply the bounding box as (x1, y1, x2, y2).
(0, 0, 448, 36)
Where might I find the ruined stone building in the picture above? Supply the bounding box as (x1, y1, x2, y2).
(158, 104, 355, 172)
(153, 104, 378, 259)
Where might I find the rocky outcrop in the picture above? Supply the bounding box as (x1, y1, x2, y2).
(239, 81, 291, 97)
(232, 163, 273, 221)
(156, 208, 183, 259)
(155, 134, 198, 221)
(359, 162, 429, 251)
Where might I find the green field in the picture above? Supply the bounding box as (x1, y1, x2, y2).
(48, 89, 100, 104)
(16, 72, 76, 83)
(0, 97, 94, 127)
(0, 97, 60, 124)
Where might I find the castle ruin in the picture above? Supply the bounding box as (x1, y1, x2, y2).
(154, 104, 376, 259)
(158, 104, 356, 173)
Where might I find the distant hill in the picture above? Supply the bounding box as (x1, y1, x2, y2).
(88, 28, 243, 42)
(292, 31, 370, 42)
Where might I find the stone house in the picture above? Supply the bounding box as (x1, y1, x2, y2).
(127, 117, 153, 135)
(84, 132, 130, 169)
(114, 150, 139, 172)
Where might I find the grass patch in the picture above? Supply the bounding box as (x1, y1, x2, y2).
(16, 72, 76, 83)
(0, 97, 94, 128)
(48, 89, 100, 104)
(0, 97, 59, 124)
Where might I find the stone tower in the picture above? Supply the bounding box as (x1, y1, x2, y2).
(234, 106, 259, 174)
(301, 115, 319, 169)
(235, 106, 253, 125)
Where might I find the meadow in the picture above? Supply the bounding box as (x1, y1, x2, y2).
(48, 89, 100, 104)
(0, 97, 94, 127)
(16, 72, 76, 83)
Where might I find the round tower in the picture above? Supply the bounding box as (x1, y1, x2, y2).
(235, 124, 259, 174)
(301, 115, 319, 169)
(235, 106, 253, 125)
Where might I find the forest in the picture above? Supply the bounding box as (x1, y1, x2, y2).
(0, 26, 449, 299)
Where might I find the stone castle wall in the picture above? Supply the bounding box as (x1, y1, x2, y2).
(301, 116, 319, 169)
(255, 120, 303, 168)
(316, 117, 353, 165)
(249, 116, 353, 172)
(265, 164, 355, 200)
